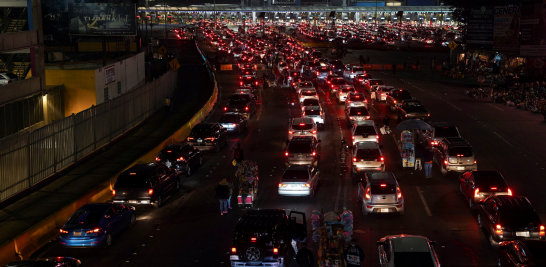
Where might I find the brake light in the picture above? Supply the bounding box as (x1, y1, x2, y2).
(279, 183, 287, 187)
(540, 226, 545, 236)
(491, 187, 497, 190)
(60, 229, 69, 234)
(444, 160, 448, 165)
(312, 151, 316, 156)
(366, 116, 370, 120)
(397, 187, 402, 198)
(303, 183, 310, 187)
(224, 107, 227, 111)
(380, 157, 384, 161)
(312, 130, 316, 134)
(508, 188, 512, 196)
(112, 190, 116, 196)
(240, 82, 243, 86)
(495, 224, 503, 235)
(289, 131, 293, 134)
(380, 184, 386, 187)
(285, 152, 289, 156)
(474, 159, 477, 164)
(316, 71, 319, 76)
(273, 248, 278, 253)
(251, 237, 257, 242)
(353, 157, 357, 162)
(148, 189, 153, 196)
(255, 81, 258, 85)
(394, 100, 397, 103)
(376, 135, 380, 139)
(231, 247, 237, 253)
(474, 188, 480, 197)
(86, 228, 101, 234)
(245, 107, 249, 111)
(352, 136, 355, 140)
(177, 157, 185, 161)
(365, 187, 371, 199)
(155, 157, 160, 162)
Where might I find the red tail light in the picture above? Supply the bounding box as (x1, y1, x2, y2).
(312, 130, 316, 134)
(474, 188, 479, 197)
(86, 228, 101, 234)
(155, 157, 160, 162)
(540, 225, 545, 236)
(60, 229, 68, 234)
(353, 157, 357, 162)
(444, 160, 448, 165)
(273, 248, 278, 253)
(312, 151, 316, 156)
(245, 107, 249, 111)
(285, 152, 289, 156)
(224, 107, 227, 111)
(289, 131, 293, 134)
(495, 224, 503, 235)
(316, 71, 319, 76)
(380, 184, 386, 187)
(255, 81, 258, 85)
(231, 247, 237, 253)
(508, 188, 512, 196)
(148, 189, 153, 196)
(240, 82, 243, 86)
(380, 157, 384, 161)
(352, 136, 355, 140)
(365, 187, 371, 199)
(491, 187, 497, 190)
(397, 187, 402, 198)
(251, 237, 257, 242)
(112, 190, 116, 196)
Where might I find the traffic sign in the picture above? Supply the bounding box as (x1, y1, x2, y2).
(448, 41, 458, 50)
(169, 58, 180, 72)
(158, 45, 167, 56)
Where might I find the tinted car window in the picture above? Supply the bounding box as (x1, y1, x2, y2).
(288, 143, 312, 153)
(356, 149, 380, 159)
(370, 184, 396, 194)
(115, 175, 151, 188)
(353, 67, 364, 72)
(435, 126, 459, 137)
(292, 123, 313, 130)
(354, 126, 376, 135)
(341, 88, 354, 93)
(192, 127, 214, 135)
(369, 80, 384, 85)
(302, 99, 320, 106)
(391, 91, 411, 98)
(501, 209, 541, 225)
(304, 109, 321, 116)
(349, 108, 370, 116)
(282, 170, 309, 179)
(67, 210, 103, 225)
(448, 147, 473, 157)
(301, 90, 317, 96)
(332, 79, 346, 85)
(219, 115, 240, 123)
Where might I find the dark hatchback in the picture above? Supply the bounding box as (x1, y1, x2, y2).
(112, 163, 179, 207)
(186, 123, 229, 151)
(156, 144, 202, 177)
(478, 195, 545, 248)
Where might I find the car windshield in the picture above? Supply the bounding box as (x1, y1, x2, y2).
(353, 67, 364, 72)
(349, 108, 369, 116)
(302, 90, 317, 96)
(282, 170, 309, 180)
(302, 99, 320, 106)
(288, 143, 312, 153)
(292, 123, 313, 130)
(369, 80, 384, 85)
(67, 210, 103, 225)
(370, 184, 396, 194)
(219, 115, 239, 123)
(435, 126, 459, 137)
(229, 95, 251, 104)
(354, 126, 376, 135)
(448, 147, 473, 157)
(304, 109, 321, 115)
(356, 149, 380, 159)
(392, 91, 412, 98)
(115, 175, 151, 188)
(332, 79, 346, 85)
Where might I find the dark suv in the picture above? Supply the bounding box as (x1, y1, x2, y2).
(112, 163, 179, 207)
(186, 123, 228, 152)
(230, 209, 307, 266)
(156, 144, 202, 177)
(285, 136, 321, 167)
(433, 137, 477, 176)
(477, 195, 545, 248)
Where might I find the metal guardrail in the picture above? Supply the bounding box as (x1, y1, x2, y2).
(0, 70, 178, 202)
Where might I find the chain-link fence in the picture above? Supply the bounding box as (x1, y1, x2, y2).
(0, 70, 177, 202)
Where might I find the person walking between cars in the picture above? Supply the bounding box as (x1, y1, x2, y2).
(424, 148, 434, 178)
(226, 177, 234, 210)
(233, 143, 244, 166)
(164, 96, 171, 113)
(345, 238, 365, 267)
(215, 179, 230, 215)
(296, 242, 315, 267)
(240, 182, 250, 208)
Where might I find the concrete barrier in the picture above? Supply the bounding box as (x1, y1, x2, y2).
(371, 64, 383, 70)
(220, 64, 233, 71)
(362, 64, 372, 70)
(0, 67, 219, 267)
(383, 64, 393, 70)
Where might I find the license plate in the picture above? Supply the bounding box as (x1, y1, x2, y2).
(230, 255, 239, 260)
(457, 167, 464, 170)
(128, 200, 138, 204)
(516, 231, 530, 237)
(366, 161, 371, 164)
(380, 208, 390, 213)
(298, 154, 303, 158)
(73, 231, 82, 236)
(197, 139, 203, 143)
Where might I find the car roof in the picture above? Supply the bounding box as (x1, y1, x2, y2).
(390, 235, 431, 252)
(494, 195, 534, 210)
(355, 141, 380, 149)
(366, 172, 397, 185)
(122, 163, 158, 175)
(292, 117, 314, 124)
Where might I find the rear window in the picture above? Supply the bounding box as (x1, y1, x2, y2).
(354, 126, 377, 135)
(302, 90, 317, 96)
(229, 95, 251, 105)
(115, 175, 151, 188)
(435, 126, 459, 138)
(302, 99, 320, 106)
(353, 67, 364, 72)
(341, 87, 355, 93)
(501, 209, 541, 225)
(292, 123, 313, 130)
(349, 94, 365, 101)
(288, 143, 312, 153)
(356, 149, 380, 159)
(219, 115, 239, 123)
(330, 61, 343, 66)
(282, 170, 309, 179)
(370, 184, 396, 194)
(67, 210, 103, 225)
(392, 91, 412, 99)
(448, 147, 473, 157)
(304, 109, 321, 116)
(349, 108, 370, 116)
(332, 79, 346, 85)
(369, 80, 384, 85)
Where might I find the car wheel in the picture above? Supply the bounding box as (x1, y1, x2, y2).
(490, 235, 499, 249)
(129, 214, 136, 227)
(478, 214, 483, 227)
(186, 166, 191, 177)
(156, 196, 163, 208)
(105, 233, 112, 247)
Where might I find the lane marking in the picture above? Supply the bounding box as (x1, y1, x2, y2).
(487, 103, 504, 111)
(371, 105, 379, 113)
(493, 131, 514, 147)
(412, 85, 425, 91)
(447, 103, 463, 111)
(416, 186, 432, 217)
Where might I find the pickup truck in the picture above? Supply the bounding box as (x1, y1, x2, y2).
(417, 122, 461, 149)
(396, 100, 430, 121)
